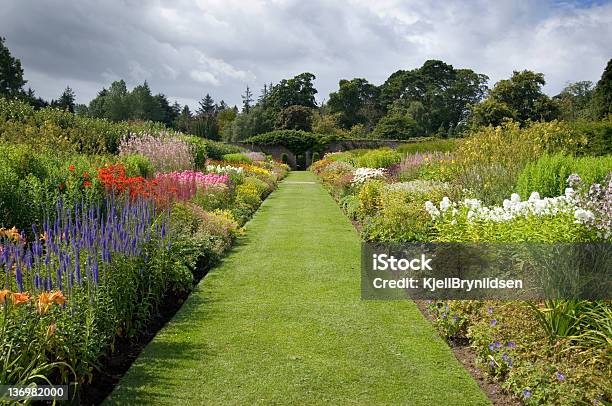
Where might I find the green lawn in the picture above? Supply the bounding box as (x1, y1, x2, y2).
(107, 171, 489, 405)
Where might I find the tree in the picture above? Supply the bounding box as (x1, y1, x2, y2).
(371, 109, 418, 140)
(217, 106, 237, 137)
(174, 105, 192, 133)
(468, 98, 516, 127)
(275, 105, 313, 131)
(104, 80, 131, 121)
(197, 93, 216, 117)
(267, 72, 317, 111)
(591, 58, 612, 119)
(378, 60, 488, 136)
(23, 87, 48, 110)
(191, 115, 219, 140)
(486, 70, 559, 123)
(554, 81, 594, 120)
(242, 86, 253, 113)
(327, 78, 381, 130)
(225, 105, 275, 142)
(0, 37, 26, 98)
(51, 86, 76, 113)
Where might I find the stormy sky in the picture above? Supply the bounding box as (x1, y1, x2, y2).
(1, 0, 611, 110)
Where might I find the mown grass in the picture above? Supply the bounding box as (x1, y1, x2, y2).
(107, 171, 489, 405)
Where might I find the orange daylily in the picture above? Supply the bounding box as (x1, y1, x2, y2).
(0, 289, 10, 303)
(12, 292, 30, 306)
(37, 292, 53, 314)
(0, 227, 21, 242)
(49, 291, 66, 306)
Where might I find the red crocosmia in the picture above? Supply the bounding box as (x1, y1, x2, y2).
(69, 165, 75, 171)
(83, 181, 93, 188)
(83, 172, 90, 179)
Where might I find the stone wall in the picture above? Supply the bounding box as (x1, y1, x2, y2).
(233, 138, 430, 169)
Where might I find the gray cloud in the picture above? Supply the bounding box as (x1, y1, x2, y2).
(1, 0, 610, 110)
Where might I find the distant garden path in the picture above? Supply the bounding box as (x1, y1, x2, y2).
(107, 171, 488, 405)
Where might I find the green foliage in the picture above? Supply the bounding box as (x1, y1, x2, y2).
(222, 153, 253, 164)
(397, 138, 457, 154)
(0, 143, 107, 229)
(351, 148, 402, 168)
(0, 97, 175, 154)
(379, 60, 488, 136)
(356, 180, 385, 219)
(224, 105, 275, 142)
(275, 104, 313, 131)
(179, 135, 208, 169)
(470, 70, 560, 126)
(454, 120, 585, 204)
(246, 130, 337, 155)
(120, 154, 154, 178)
(85, 80, 176, 125)
(591, 58, 612, 119)
(327, 78, 382, 130)
(361, 184, 446, 242)
(190, 115, 219, 140)
(568, 117, 612, 156)
(200, 139, 242, 160)
(0, 36, 26, 98)
(266, 72, 318, 111)
(516, 153, 612, 198)
(554, 81, 595, 121)
(371, 109, 418, 140)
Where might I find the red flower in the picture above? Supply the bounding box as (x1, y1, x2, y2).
(69, 165, 75, 171)
(58, 182, 65, 190)
(83, 181, 92, 188)
(83, 172, 90, 179)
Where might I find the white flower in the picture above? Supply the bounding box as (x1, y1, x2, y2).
(352, 167, 386, 185)
(425, 201, 440, 218)
(529, 192, 541, 202)
(440, 197, 452, 212)
(574, 209, 595, 224)
(510, 193, 521, 203)
(565, 187, 575, 199)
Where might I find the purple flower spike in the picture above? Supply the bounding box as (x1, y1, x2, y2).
(523, 389, 531, 399)
(556, 371, 565, 381)
(490, 319, 497, 326)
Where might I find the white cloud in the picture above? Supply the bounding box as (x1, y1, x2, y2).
(189, 70, 220, 86)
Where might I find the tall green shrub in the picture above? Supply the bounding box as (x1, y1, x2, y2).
(516, 153, 612, 198)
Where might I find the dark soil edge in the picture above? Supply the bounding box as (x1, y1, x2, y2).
(78, 258, 213, 406)
(412, 300, 520, 406)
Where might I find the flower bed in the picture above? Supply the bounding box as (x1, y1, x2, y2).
(0, 130, 288, 398)
(311, 124, 612, 405)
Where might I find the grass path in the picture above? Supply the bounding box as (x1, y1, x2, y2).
(107, 171, 489, 405)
